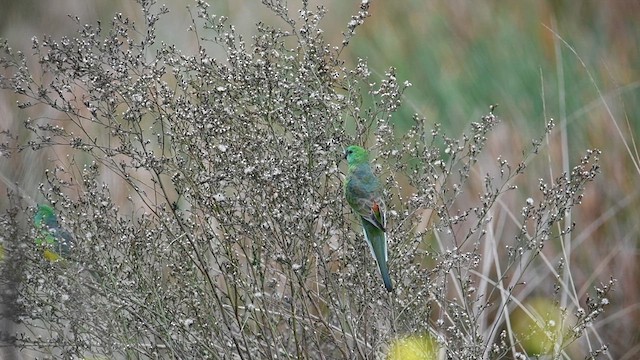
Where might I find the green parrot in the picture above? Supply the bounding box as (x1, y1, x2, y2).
(344, 145, 393, 292)
(34, 204, 73, 262)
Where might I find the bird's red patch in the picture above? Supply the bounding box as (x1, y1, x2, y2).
(372, 201, 380, 215)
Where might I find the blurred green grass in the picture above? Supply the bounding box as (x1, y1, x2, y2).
(1, 0, 638, 357)
(347, 1, 639, 136)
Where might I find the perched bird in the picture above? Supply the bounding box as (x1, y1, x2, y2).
(34, 204, 73, 261)
(344, 145, 393, 292)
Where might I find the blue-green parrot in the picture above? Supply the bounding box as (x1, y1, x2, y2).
(34, 204, 73, 261)
(344, 145, 393, 292)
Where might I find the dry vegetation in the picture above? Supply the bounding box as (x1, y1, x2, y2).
(0, 0, 637, 359)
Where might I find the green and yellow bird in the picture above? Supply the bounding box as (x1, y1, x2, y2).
(344, 145, 393, 292)
(34, 204, 73, 262)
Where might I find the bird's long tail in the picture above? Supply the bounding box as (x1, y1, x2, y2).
(361, 218, 393, 292)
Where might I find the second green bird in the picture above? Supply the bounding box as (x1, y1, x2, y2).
(34, 204, 73, 261)
(344, 145, 393, 292)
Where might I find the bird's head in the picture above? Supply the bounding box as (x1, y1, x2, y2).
(344, 145, 369, 165)
(34, 204, 58, 228)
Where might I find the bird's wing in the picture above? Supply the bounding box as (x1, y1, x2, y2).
(346, 177, 386, 231)
(353, 195, 386, 231)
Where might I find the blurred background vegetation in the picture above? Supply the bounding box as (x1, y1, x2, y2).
(1, 0, 638, 358)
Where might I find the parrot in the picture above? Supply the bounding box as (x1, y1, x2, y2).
(34, 204, 73, 262)
(344, 145, 393, 292)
